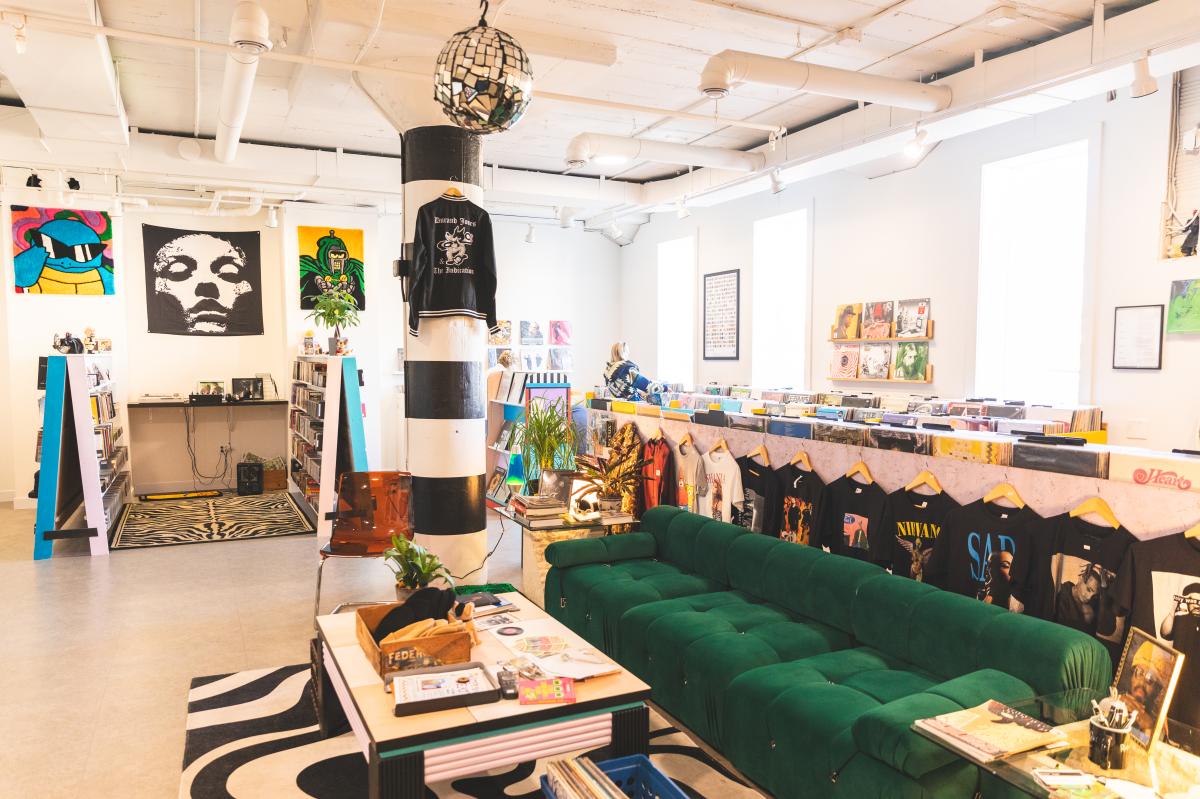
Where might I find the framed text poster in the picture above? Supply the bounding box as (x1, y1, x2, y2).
(703, 269, 740, 360)
(1112, 304, 1164, 369)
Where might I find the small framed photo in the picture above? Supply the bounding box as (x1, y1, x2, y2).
(232, 377, 265, 401)
(1113, 627, 1184, 749)
(1112, 305, 1164, 370)
(536, 469, 574, 506)
(96, 338, 113, 353)
(196, 380, 225, 397)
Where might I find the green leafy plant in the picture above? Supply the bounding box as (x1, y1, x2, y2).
(304, 286, 360, 338)
(573, 452, 646, 499)
(382, 535, 454, 590)
(513, 397, 578, 478)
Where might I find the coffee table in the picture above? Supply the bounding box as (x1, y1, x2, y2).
(913, 689, 1200, 798)
(314, 591, 652, 798)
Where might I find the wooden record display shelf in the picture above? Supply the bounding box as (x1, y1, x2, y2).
(828, 319, 935, 343)
(829, 365, 934, 385)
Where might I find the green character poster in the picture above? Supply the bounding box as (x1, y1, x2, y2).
(299, 227, 364, 310)
(1167, 278, 1200, 333)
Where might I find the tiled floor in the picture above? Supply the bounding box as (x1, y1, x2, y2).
(0, 503, 520, 798)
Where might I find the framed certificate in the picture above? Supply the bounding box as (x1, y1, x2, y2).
(703, 269, 740, 361)
(1112, 305, 1163, 370)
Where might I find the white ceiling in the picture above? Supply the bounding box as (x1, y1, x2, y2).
(1, 0, 1157, 182)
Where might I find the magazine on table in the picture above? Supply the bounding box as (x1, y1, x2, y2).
(490, 618, 619, 681)
(914, 700, 1066, 762)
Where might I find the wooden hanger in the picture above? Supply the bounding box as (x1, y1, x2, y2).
(444, 186, 463, 197)
(789, 448, 813, 471)
(679, 431, 693, 448)
(710, 437, 728, 453)
(846, 460, 874, 484)
(747, 445, 770, 467)
(904, 469, 943, 495)
(1184, 520, 1200, 539)
(1069, 497, 1121, 529)
(983, 482, 1025, 509)
(649, 426, 663, 441)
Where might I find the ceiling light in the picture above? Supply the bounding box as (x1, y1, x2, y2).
(25, 172, 41, 188)
(676, 199, 691, 219)
(983, 6, 1022, 27)
(12, 23, 26, 55)
(1129, 56, 1158, 99)
(557, 206, 574, 228)
(768, 169, 785, 195)
(903, 129, 928, 159)
(524, 224, 536, 244)
(266, 206, 279, 228)
(66, 177, 81, 191)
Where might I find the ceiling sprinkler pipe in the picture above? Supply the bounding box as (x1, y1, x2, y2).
(214, 1, 272, 164)
(565, 132, 766, 172)
(699, 50, 952, 113)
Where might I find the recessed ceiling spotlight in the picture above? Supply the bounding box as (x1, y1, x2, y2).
(903, 128, 929, 160)
(524, 224, 536, 244)
(768, 168, 785, 195)
(1129, 56, 1158, 99)
(25, 172, 41, 188)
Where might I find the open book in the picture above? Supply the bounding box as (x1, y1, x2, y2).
(914, 700, 1067, 762)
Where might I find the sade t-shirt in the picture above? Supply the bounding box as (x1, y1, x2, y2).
(734, 456, 782, 535)
(873, 488, 959, 582)
(1112, 533, 1200, 729)
(1028, 514, 1135, 659)
(926, 500, 1041, 611)
(775, 464, 825, 547)
(698, 449, 743, 523)
(817, 476, 887, 560)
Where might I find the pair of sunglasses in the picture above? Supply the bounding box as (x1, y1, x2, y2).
(35, 233, 105, 263)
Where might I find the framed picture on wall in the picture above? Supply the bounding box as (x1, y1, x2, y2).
(703, 269, 740, 360)
(1112, 305, 1163, 369)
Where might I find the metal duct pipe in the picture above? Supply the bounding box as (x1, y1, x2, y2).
(564, 132, 765, 172)
(699, 49, 952, 112)
(214, 2, 272, 163)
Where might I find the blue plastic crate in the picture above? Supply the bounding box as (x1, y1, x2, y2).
(540, 754, 686, 799)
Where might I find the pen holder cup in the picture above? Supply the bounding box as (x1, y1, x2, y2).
(1088, 719, 1128, 770)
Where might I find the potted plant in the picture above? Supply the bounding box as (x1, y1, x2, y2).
(382, 535, 454, 601)
(305, 285, 360, 354)
(573, 452, 645, 513)
(513, 397, 578, 489)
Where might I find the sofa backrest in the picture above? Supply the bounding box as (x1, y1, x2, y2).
(794, 554, 885, 632)
(694, 520, 747, 585)
(726, 534, 788, 595)
(906, 590, 1006, 680)
(655, 510, 711, 573)
(761, 543, 827, 614)
(639, 505, 683, 548)
(851, 574, 939, 662)
(976, 610, 1113, 694)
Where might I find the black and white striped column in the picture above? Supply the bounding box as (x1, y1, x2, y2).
(403, 125, 489, 581)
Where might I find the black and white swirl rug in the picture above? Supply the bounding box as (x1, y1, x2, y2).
(180, 664, 763, 798)
(112, 492, 314, 549)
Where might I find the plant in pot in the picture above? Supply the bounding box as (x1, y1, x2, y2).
(512, 397, 578, 491)
(305, 285, 360, 355)
(573, 452, 646, 513)
(382, 535, 454, 601)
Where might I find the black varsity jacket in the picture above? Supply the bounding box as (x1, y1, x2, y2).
(408, 193, 499, 337)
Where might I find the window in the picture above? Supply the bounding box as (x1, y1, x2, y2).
(975, 140, 1089, 404)
(752, 209, 808, 388)
(657, 236, 696, 386)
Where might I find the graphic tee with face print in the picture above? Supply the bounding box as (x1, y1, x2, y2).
(775, 464, 825, 547)
(926, 500, 1041, 612)
(734, 456, 782, 535)
(698, 449, 743, 523)
(675, 442, 707, 512)
(817, 476, 887, 561)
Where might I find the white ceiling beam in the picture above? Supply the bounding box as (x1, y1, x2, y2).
(684, 1, 841, 34)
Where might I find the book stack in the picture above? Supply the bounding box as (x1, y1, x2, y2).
(544, 756, 625, 799)
(509, 494, 567, 528)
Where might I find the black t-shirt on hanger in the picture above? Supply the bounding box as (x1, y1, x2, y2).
(734, 456, 782, 535)
(1028, 514, 1136, 659)
(775, 464, 825, 547)
(874, 488, 960, 583)
(926, 499, 1042, 611)
(1112, 533, 1200, 729)
(817, 476, 887, 560)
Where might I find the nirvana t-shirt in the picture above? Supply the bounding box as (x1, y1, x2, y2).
(699, 449, 743, 523)
(734, 456, 782, 535)
(1112, 533, 1200, 729)
(775, 464, 825, 547)
(1029, 515, 1136, 659)
(873, 489, 960, 582)
(817, 476, 887, 560)
(926, 500, 1041, 611)
(641, 438, 676, 511)
(675, 442, 707, 512)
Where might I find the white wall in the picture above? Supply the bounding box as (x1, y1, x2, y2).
(620, 90, 1200, 451)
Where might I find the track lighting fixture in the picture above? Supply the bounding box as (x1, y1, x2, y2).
(557, 206, 574, 229)
(524, 224, 536, 244)
(1129, 56, 1157, 99)
(608, 222, 621, 239)
(676, 199, 691, 219)
(266, 206, 279, 228)
(66, 177, 81, 191)
(903, 128, 929, 160)
(25, 172, 41, 188)
(12, 18, 26, 55)
(110, 198, 123, 218)
(768, 169, 785, 195)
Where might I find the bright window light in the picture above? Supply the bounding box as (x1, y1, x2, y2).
(657, 236, 696, 387)
(975, 140, 1089, 404)
(752, 209, 808, 388)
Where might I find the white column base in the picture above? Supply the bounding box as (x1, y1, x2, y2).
(415, 530, 489, 585)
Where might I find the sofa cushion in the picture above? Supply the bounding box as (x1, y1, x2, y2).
(977, 611, 1113, 694)
(544, 532, 656, 569)
(726, 534, 787, 596)
(798, 554, 885, 633)
(760, 542, 827, 614)
(926, 668, 1036, 709)
(907, 589, 1005, 680)
(556, 559, 689, 639)
(851, 575, 939, 662)
(841, 668, 937, 705)
(637, 505, 683, 546)
(658, 511, 710, 572)
(692, 520, 746, 585)
(582, 572, 722, 653)
(832, 752, 979, 799)
(616, 590, 758, 673)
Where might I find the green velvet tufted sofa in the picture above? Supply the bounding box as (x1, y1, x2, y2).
(544, 506, 1112, 799)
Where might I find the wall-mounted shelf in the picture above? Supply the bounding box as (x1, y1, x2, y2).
(830, 319, 935, 342)
(829, 364, 934, 385)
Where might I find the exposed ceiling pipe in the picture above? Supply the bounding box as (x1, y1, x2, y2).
(214, 1, 272, 164)
(565, 132, 766, 172)
(699, 49, 952, 112)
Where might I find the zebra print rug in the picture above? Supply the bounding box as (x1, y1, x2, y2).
(180, 664, 763, 799)
(111, 492, 314, 549)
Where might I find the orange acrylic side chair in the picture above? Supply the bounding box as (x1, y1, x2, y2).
(313, 471, 413, 623)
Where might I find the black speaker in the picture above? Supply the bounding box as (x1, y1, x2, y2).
(237, 462, 264, 496)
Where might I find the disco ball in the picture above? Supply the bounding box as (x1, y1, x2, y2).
(435, 22, 533, 134)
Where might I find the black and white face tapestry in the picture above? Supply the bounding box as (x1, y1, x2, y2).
(142, 225, 264, 336)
